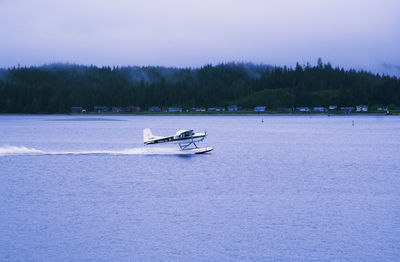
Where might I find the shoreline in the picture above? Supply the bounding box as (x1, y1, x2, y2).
(0, 111, 398, 116)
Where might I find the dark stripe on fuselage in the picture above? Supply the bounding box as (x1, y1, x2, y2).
(144, 135, 204, 145)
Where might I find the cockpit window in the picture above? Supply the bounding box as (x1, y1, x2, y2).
(177, 131, 192, 138)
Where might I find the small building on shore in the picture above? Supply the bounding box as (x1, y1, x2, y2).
(123, 106, 140, 112)
(228, 105, 239, 111)
(112, 107, 123, 113)
(356, 105, 368, 112)
(377, 106, 388, 111)
(168, 107, 182, 112)
(340, 107, 354, 112)
(328, 105, 338, 111)
(148, 106, 161, 112)
(254, 106, 266, 112)
(71, 107, 84, 113)
(296, 107, 310, 112)
(313, 107, 327, 112)
(94, 106, 109, 113)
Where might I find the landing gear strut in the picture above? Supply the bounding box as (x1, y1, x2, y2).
(179, 142, 198, 150)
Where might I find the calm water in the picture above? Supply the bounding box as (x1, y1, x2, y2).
(1, 114, 399, 261)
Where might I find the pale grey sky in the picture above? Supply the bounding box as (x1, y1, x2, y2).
(0, 0, 399, 75)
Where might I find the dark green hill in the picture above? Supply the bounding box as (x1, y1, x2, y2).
(0, 62, 399, 113)
(229, 88, 294, 108)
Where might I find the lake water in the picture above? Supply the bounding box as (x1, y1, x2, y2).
(1, 114, 399, 261)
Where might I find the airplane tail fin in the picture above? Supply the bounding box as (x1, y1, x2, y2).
(143, 128, 153, 143)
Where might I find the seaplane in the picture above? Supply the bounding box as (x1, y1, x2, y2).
(143, 128, 214, 154)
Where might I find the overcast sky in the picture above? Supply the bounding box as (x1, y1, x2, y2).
(0, 0, 399, 75)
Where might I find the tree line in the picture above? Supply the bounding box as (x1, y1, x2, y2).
(0, 62, 399, 113)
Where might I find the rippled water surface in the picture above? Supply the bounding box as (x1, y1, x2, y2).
(1, 114, 399, 261)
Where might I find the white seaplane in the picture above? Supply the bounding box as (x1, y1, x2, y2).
(143, 128, 214, 154)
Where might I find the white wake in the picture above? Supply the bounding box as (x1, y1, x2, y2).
(0, 145, 44, 155)
(0, 145, 203, 156)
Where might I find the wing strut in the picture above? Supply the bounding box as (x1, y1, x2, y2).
(178, 132, 199, 150)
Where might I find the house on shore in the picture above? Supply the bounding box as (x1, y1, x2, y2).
(112, 107, 123, 113)
(296, 107, 310, 112)
(340, 107, 354, 112)
(377, 106, 388, 111)
(254, 106, 266, 112)
(123, 106, 140, 112)
(228, 105, 239, 111)
(94, 106, 109, 113)
(168, 107, 182, 112)
(356, 105, 368, 112)
(313, 107, 327, 112)
(328, 105, 338, 111)
(207, 107, 225, 112)
(71, 107, 84, 113)
(148, 106, 161, 112)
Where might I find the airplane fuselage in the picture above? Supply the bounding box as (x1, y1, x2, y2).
(144, 133, 206, 145)
(143, 129, 209, 150)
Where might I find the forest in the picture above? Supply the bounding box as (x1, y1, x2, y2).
(0, 61, 399, 113)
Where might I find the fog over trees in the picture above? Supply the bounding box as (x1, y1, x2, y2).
(0, 62, 399, 113)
